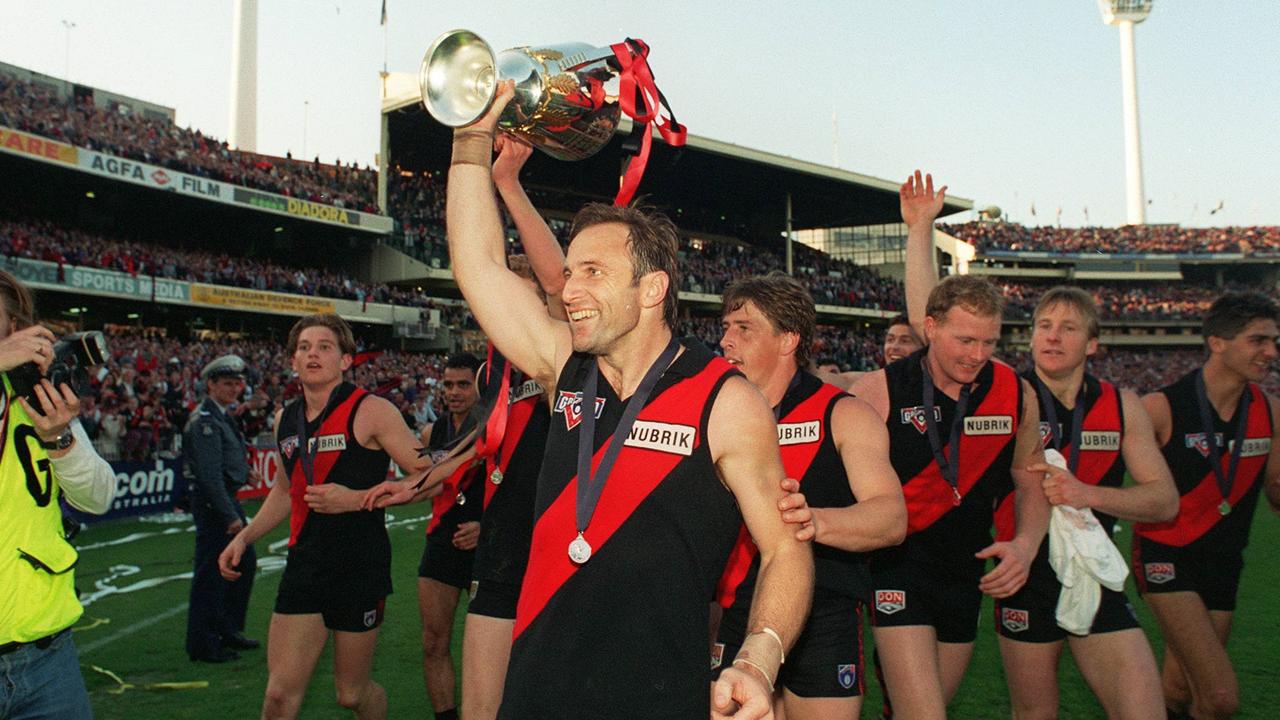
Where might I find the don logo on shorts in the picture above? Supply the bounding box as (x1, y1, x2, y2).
(875, 590, 906, 615)
(1144, 562, 1175, 584)
(363, 609, 378, 628)
(1001, 607, 1030, 633)
(837, 664, 856, 690)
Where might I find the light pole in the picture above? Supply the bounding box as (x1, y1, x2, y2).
(1098, 0, 1153, 226)
(302, 100, 309, 160)
(60, 19, 76, 80)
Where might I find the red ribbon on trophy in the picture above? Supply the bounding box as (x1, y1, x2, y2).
(609, 38, 687, 207)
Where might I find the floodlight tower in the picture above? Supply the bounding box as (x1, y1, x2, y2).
(1099, 0, 1152, 225)
(229, 0, 259, 152)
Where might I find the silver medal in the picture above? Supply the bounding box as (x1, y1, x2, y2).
(568, 533, 592, 564)
(456, 491, 466, 506)
(490, 468, 504, 485)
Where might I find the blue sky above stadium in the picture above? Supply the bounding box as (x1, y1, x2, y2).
(1, 0, 1275, 229)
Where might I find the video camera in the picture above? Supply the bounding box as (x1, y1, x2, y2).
(8, 331, 108, 413)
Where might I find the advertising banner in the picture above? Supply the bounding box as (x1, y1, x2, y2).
(0, 125, 78, 164)
(236, 447, 282, 500)
(232, 187, 393, 233)
(75, 148, 233, 202)
(65, 457, 187, 523)
(4, 257, 190, 303)
(189, 283, 336, 316)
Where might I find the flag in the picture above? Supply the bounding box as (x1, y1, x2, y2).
(1030, 202, 1036, 217)
(1210, 200, 1224, 215)
(380, 0, 387, 25)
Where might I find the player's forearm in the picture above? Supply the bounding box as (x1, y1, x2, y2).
(744, 539, 813, 665)
(1085, 479, 1178, 523)
(1011, 471, 1050, 553)
(239, 481, 290, 545)
(446, 136, 508, 280)
(1265, 477, 1280, 513)
(496, 178, 566, 298)
(811, 498, 906, 552)
(904, 220, 936, 336)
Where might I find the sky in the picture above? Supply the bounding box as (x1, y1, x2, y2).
(1, 0, 1276, 229)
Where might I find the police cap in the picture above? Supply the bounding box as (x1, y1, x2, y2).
(202, 354, 247, 382)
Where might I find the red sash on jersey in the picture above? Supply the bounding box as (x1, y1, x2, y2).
(714, 382, 841, 608)
(427, 461, 479, 535)
(483, 392, 541, 510)
(1136, 383, 1270, 547)
(994, 380, 1122, 541)
(287, 388, 367, 546)
(515, 358, 733, 639)
(906, 361, 1019, 535)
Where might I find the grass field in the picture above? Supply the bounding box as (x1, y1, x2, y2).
(70, 502, 1280, 719)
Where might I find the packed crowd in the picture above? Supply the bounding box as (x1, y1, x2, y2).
(74, 321, 1280, 464)
(0, 73, 377, 211)
(680, 238, 906, 310)
(681, 315, 884, 371)
(76, 332, 452, 461)
(997, 281, 1233, 321)
(943, 220, 1280, 255)
(0, 217, 468, 323)
(999, 281, 1280, 322)
(386, 171, 906, 311)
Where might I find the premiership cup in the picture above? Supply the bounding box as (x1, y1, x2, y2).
(420, 29, 622, 161)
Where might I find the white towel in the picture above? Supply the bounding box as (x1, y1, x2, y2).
(1043, 449, 1129, 635)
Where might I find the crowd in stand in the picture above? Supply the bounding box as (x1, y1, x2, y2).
(943, 221, 1280, 256)
(997, 281, 1280, 322)
(682, 316, 889, 371)
(680, 239, 905, 311)
(0, 217, 469, 326)
(998, 282, 1227, 321)
(0, 73, 377, 211)
(81, 327, 1276, 464)
(77, 332, 452, 461)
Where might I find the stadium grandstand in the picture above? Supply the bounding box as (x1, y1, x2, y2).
(0, 58, 965, 470)
(3, 38, 1279, 719)
(936, 219, 1280, 395)
(6, 58, 1280, 434)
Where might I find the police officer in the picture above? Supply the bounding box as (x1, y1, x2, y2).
(184, 354, 259, 663)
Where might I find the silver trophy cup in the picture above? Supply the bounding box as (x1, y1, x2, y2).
(419, 29, 621, 161)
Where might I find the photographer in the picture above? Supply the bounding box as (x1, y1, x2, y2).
(0, 269, 116, 719)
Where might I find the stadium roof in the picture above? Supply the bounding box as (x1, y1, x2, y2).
(381, 73, 971, 242)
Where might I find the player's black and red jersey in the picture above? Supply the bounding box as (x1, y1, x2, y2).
(994, 372, 1125, 607)
(277, 382, 392, 603)
(425, 410, 482, 541)
(499, 339, 742, 719)
(995, 373, 1126, 541)
(473, 368, 549, 588)
(1135, 370, 1272, 549)
(874, 349, 1022, 581)
(717, 371, 862, 609)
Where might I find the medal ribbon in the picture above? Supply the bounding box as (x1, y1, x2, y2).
(921, 362, 971, 501)
(575, 337, 681, 536)
(474, 344, 512, 460)
(772, 371, 803, 421)
(296, 385, 345, 486)
(1033, 375, 1085, 474)
(1193, 370, 1250, 506)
